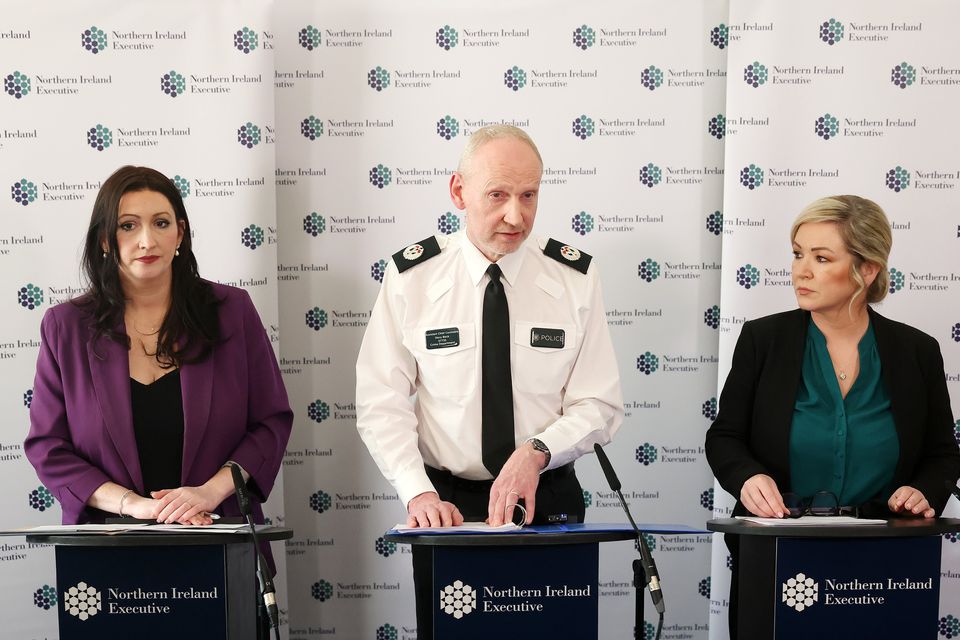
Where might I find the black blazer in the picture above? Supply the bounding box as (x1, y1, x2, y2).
(705, 307, 960, 516)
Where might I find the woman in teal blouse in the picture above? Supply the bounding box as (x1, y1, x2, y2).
(706, 195, 960, 636)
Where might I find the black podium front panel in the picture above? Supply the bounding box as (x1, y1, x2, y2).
(433, 543, 598, 639)
(56, 544, 230, 638)
(774, 536, 941, 639)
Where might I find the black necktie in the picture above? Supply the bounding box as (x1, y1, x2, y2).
(481, 263, 515, 476)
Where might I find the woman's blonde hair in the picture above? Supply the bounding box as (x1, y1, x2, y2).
(790, 195, 892, 306)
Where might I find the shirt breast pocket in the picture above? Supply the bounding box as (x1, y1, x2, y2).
(406, 322, 477, 398)
(513, 321, 580, 394)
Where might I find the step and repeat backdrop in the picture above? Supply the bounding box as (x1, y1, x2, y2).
(0, 1, 957, 640)
(710, 2, 960, 639)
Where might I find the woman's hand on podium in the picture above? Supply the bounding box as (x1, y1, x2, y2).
(741, 474, 788, 518)
(888, 486, 934, 518)
(151, 485, 222, 525)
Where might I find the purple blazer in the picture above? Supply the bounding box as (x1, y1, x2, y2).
(24, 282, 293, 525)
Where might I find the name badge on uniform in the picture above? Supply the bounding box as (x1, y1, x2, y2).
(425, 327, 460, 350)
(530, 327, 565, 349)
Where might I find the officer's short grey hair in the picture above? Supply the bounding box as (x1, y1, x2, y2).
(457, 124, 543, 176)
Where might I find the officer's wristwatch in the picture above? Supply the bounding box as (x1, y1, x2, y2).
(526, 437, 551, 469)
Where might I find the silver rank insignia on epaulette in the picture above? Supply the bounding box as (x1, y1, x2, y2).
(392, 236, 442, 273)
(542, 238, 592, 274)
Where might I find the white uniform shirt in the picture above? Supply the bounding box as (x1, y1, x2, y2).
(356, 231, 624, 508)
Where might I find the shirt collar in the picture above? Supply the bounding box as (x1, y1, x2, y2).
(460, 231, 527, 288)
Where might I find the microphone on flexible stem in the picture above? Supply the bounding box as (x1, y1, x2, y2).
(230, 463, 280, 640)
(594, 443, 665, 615)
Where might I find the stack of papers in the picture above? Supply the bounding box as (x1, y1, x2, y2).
(390, 522, 522, 534)
(736, 516, 887, 526)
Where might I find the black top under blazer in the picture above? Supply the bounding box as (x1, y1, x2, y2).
(706, 307, 960, 517)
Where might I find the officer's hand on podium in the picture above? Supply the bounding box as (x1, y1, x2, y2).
(740, 474, 788, 518)
(487, 444, 544, 527)
(406, 492, 464, 528)
(888, 486, 934, 518)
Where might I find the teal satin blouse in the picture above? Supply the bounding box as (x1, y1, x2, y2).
(789, 319, 899, 505)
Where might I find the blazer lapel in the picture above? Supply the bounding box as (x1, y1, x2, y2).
(179, 346, 214, 484)
(770, 310, 808, 468)
(870, 308, 910, 480)
(87, 336, 143, 493)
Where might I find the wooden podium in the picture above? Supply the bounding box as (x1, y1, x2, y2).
(708, 518, 960, 640)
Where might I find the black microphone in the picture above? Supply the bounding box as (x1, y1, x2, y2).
(594, 443, 665, 615)
(230, 463, 280, 639)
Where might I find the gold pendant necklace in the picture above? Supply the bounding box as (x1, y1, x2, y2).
(838, 371, 847, 381)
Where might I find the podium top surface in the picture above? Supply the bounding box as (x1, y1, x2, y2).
(385, 522, 705, 546)
(19, 526, 293, 547)
(707, 517, 960, 538)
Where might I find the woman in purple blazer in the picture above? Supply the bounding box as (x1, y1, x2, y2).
(25, 166, 292, 528)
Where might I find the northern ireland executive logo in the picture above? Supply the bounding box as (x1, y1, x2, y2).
(639, 163, 662, 187)
(744, 62, 768, 88)
(64, 581, 101, 621)
(640, 65, 663, 90)
(819, 19, 844, 45)
(885, 166, 910, 192)
(638, 259, 660, 283)
(234, 27, 258, 54)
(160, 70, 186, 97)
(437, 115, 459, 140)
(707, 114, 725, 140)
(440, 580, 476, 619)
(573, 25, 596, 50)
(635, 442, 657, 466)
(438, 212, 460, 234)
(172, 175, 190, 198)
(706, 210, 723, 235)
(636, 352, 659, 375)
(736, 264, 761, 289)
(572, 115, 595, 140)
(704, 305, 720, 329)
(301, 115, 323, 140)
(782, 573, 819, 612)
(888, 267, 905, 293)
(240, 224, 264, 250)
(709, 24, 728, 50)
(81, 27, 108, 54)
(306, 308, 328, 331)
(369, 164, 392, 188)
(891, 62, 915, 89)
(311, 579, 333, 602)
(299, 25, 321, 51)
(370, 259, 387, 283)
(436, 25, 458, 50)
(33, 584, 57, 610)
(87, 124, 112, 150)
(815, 113, 839, 140)
(368, 66, 390, 91)
(304, 212, 325, 236)
(10, 178, 37, 206)
(18, 284, 44, 309)
(309, 490, 332, 514)
(740, 164, 763, 189)
(571, 211, 594, 236)
(237, 122, 261, 148)
(4, 70, 30, 99)
(504, 66, 527, 91)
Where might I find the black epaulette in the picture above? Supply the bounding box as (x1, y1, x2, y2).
(543, 238, 592, 274)
(392, 236, 442, 273)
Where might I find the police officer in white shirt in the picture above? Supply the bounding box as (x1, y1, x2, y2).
(355, 125, 623, 638)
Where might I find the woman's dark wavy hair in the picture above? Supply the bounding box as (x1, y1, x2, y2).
(77, 165, 220, 365)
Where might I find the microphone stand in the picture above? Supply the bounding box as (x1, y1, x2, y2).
(230, 463, 280, 640)
(594, 444, 664, 640)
